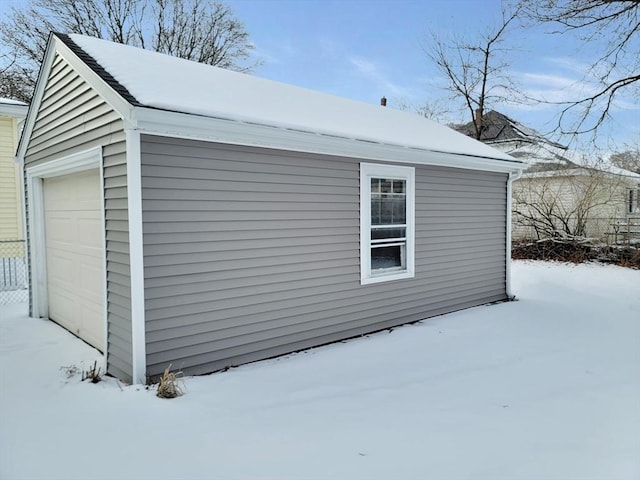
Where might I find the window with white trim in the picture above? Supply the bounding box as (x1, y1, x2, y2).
(360, 163, 415, 284)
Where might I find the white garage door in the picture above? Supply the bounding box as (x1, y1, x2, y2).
(43, 169, 105, 351)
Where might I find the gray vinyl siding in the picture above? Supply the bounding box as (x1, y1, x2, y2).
(141, 135, 508, 377)
(24, 53, 133, 382)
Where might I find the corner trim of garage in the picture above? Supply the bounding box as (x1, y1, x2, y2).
(126, 129, 147, 384)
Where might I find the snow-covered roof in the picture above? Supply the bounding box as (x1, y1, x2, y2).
(0, 97, 29, 118)
(490, 139, 578, 171)
(596, 164, 640, 179)
(452, 110, 638, 179)
(0, 97, 28, 106)
(453, 111, 573, 171)
(65, 34, 518, 165)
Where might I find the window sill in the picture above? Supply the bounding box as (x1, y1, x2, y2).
(361, 270, 415, 285)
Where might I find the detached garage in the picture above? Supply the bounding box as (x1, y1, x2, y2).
(18, 33, 523, 384)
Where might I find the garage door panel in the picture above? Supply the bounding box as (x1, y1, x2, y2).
(46, 285, 76, 331)
(43, 214, 75, 245)
(79, 303, 104, 348)
(43, 169, 105, 351)
(44, 170, 101, 211)
(77, 216, 103, 248)
(76, 173, 101, 200)
(79, 260, 104, 300)
(46, 249, 75, 288)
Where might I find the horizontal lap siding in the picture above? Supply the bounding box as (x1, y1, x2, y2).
(24, 53, 132, 382)
(0, 117, 22, 241)
(141, 135, 507, 377)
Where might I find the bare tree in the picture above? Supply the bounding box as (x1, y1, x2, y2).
(610, 146, 640, 174)
(424, 4, 522, 139)
(0, 53, 31, 102)
(395, 97, 452, 124)
(520, 0, 640, 136)
(151, 0, 253, 71)
(513, 166, 630, 241)
(0, 0, 256, 101)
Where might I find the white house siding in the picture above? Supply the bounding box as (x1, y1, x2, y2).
(513, 174, 636, 241)
(140, 135, 508, 377)
(23, 53, 132, 381)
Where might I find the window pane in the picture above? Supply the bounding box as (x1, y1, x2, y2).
(380, 198, 393, 223)
(371, 196, 381, 224)
(392, 197, 406, 223)
(371, 245, 403, 269)
(371, 227, 406, 240)
(370, 177, 406, 226)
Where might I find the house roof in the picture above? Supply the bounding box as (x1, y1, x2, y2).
(18, 33, 524, 173)
(453, 111, 640, 180)
(0, 97, 28, 106)
(0, 97, 29, 119)
(453, 110, 582, 172)
(73, 35, 523, 161)
(454, 110, 562, 146)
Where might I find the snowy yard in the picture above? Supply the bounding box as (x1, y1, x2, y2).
(1, 260, 639, 480)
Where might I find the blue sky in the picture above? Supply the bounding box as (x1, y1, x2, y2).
(1, 0, 637, 151)
(229, 0, 638, 152)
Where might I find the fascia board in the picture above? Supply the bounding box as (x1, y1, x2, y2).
(53, 35, 134, 127)
(0, 103, 29, 119)
(134, 107, 524, 174)
(16, 34, 135, 163)
(520, 169, 581, 179)
(15, 34, 57, 163)
(521, 167, 628, 180)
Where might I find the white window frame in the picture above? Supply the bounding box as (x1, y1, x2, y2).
(360, 162, 415, 285)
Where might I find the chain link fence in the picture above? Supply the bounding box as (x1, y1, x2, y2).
(0, 240, 28, 305)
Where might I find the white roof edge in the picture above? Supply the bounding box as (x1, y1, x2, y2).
(133, 107, 524, 174)
(15, 33, 56, 163)
(522, 167, 640, 180)
(0, 101, 29, 119)
(0, 97, 27, 105)
(16, 33, 133, 163)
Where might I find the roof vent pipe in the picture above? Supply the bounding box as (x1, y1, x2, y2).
(380, 96, 387, 107)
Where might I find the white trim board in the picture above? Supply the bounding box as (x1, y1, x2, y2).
(360, 163, 416, 285)
(126, 129, 147, 384)
(15, 33, 133, 164)
(506, 169, 522, 300)
(133, 108, 524, 175)
(25, 146, 108, 368)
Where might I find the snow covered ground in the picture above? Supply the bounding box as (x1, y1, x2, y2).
(1, 261, 639, 480)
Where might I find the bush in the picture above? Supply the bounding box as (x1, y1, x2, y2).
(512, 238, 640, 268)
(512, 238, 593, 263)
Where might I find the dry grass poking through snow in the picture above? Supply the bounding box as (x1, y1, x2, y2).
(156, 365, 184, 399)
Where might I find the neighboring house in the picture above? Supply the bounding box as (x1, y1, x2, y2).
(17, 33, 523, 384)
(0, 98, 29, 297)
(454, 110, 640, 241)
